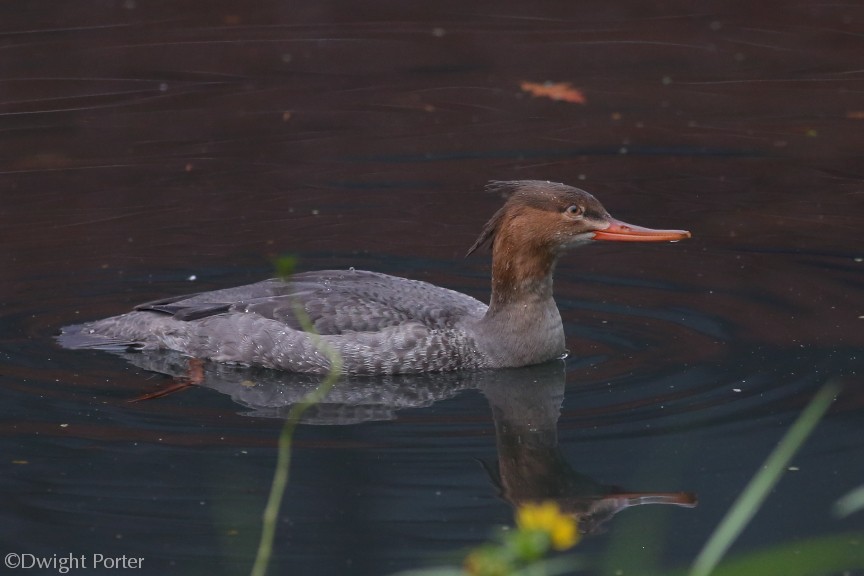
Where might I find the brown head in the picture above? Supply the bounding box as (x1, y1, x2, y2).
(467, 180, 691, 257)
(467, 181, 690, 309)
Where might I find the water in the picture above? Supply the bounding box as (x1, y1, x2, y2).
(2, 2, 863, 575)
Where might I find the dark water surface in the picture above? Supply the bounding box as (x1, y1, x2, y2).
(2, 2, 863, 575)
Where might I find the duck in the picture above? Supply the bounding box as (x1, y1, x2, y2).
(58, 180, 690, 375)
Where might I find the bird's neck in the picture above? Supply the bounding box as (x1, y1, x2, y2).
(486, 235, 558, 314)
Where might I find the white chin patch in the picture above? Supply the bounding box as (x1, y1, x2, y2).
(561, 233, 596, 249)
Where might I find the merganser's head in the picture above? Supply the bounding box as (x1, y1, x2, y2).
(467, 180, 691, 256)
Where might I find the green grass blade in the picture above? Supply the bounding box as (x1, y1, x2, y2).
(834, 484, 864, 519)
(697, 531, 864, 576)
(249, 414, 299, 576)
(688, 380, 842, 576)
(250, 303, 343, 576)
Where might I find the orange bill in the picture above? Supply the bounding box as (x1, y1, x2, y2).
(593, 219, 691, 242)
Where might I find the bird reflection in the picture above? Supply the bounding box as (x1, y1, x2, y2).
(478, 363, 696, 535)
(122, 350, 696, 534)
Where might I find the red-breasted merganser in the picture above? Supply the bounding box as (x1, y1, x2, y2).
(58, 180, 690, 375)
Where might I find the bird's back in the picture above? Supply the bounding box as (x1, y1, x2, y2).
(134, 269, 487, 333)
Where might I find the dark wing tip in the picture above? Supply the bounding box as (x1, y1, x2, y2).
(135, 300, 232, 321)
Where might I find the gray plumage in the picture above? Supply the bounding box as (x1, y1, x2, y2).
(60, 270, 490, 375)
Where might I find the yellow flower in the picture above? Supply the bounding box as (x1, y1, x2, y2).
(516, 501, 580, 551)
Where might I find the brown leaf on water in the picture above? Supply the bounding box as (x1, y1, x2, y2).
(520, 81, 586, 104)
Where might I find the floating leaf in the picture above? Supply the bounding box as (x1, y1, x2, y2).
(520, 82, 586, 104)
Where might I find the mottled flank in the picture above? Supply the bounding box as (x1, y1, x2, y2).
(57, 181, 689, 374)
(59, 270, 488, 375)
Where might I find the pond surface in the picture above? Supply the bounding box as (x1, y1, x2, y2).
(2, 2, 863, 575)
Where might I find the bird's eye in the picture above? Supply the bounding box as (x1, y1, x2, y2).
(565, 205, 584, 217)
